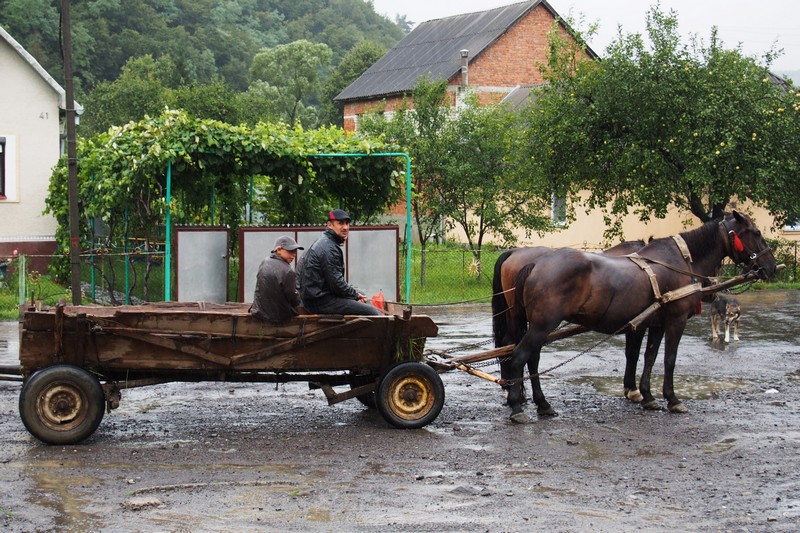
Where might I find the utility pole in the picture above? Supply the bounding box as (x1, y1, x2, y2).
(61, 0, 81, 304)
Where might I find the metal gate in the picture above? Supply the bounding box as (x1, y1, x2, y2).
(175, 227, 229, 302)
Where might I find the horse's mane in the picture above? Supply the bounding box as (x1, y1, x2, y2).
(679, 218, 721, 259)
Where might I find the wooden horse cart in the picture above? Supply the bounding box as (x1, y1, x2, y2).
(4, 301, 440, 444)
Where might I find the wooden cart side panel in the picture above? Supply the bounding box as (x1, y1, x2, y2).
(22, 331, 398, 373)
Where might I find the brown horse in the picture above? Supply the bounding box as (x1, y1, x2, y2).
(492, 240, 650, 402)
(502, 212, 776, 424)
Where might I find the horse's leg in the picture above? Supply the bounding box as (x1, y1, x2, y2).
(639, 326, 664, 410)
(501, 343, 529, 423)
(662, 323, 689, 413)
(527, 354, 557, 417)
(501, 329, 550, 424)
(500, 358, 527, 406)
(623, 328, 647, 403)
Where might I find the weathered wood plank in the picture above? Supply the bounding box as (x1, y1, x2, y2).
(229, 317, 375, 367)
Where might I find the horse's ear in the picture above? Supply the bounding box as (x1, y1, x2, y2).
(732, 210, 745, 223)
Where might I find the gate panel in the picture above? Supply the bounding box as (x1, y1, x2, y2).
(176, 227, 229, 302)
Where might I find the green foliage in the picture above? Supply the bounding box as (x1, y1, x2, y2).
(249, 40, 333, 127)
(0, 0, 403, 95)
(522, 6, 800, 239)
(360, 77, 452, 250)
(439, 95, 552, 262)
(79, 55, 173, 135)
(319, 39, 387, 126)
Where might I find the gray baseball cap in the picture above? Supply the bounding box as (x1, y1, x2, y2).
(273, 235, 304, 252)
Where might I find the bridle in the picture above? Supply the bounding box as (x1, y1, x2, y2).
(719, 218, 771, 273)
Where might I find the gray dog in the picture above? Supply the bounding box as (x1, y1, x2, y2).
(711, 295, 741, 343)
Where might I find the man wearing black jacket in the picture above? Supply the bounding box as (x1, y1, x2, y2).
(297, 209, 382, 316)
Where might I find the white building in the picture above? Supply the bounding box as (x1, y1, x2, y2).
(0, 24, 82, 270)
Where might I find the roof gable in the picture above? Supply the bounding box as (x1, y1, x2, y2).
(336, 1, 572, 103)
(0, 24, 82, 113)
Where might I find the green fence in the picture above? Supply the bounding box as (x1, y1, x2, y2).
(2, 240, 798, 320)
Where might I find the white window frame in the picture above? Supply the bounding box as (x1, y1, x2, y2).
(0, 135, 17, 201)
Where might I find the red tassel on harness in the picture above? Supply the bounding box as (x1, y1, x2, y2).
(732, 232, 745, 253)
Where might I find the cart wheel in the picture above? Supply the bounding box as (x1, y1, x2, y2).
(19, 365, 105, 445)
(377, 362, 444, 429)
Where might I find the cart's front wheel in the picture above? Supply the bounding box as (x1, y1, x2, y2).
(19, 365, 105, 445)
(377, 362, 444, 429)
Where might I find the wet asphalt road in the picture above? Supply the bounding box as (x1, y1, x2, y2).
(0, 289, 798, 532)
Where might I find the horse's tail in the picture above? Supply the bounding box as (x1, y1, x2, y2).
(508, 261, 538, 345)
(492, 250, 514, 348)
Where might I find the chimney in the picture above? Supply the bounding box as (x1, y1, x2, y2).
(460, 49, 469, 87)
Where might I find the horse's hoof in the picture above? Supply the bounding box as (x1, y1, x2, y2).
(641, 400, 661, 411)
(669, 402, 689, 414)
(510, 412, 533, 425)
(537, 406, 558, 417)
(624, 388, 644, 403)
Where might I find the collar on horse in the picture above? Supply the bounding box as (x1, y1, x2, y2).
(626, 234, 696, 301)
(625, 234, 701, 327)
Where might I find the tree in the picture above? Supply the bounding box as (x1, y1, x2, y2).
(439, 96, 551, 276)
(319, 39, 386, 126)
(523, 6, 800, 238)
(249, 40, 333, 127)
(79, 55, 173, 136)
(359, 77, 451, 286)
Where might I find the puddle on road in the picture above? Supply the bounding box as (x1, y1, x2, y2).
(701, 437, 737, 453)
(570, 374, 752, 400)
(30, 472, 105, 531)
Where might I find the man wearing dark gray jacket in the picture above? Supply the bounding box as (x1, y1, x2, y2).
(297, 209, 382, 316)
(250, 235, 304, 323)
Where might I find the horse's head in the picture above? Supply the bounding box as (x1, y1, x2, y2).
(720, 211, 777, 279)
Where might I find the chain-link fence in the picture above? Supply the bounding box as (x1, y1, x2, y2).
(2, 240, 798, 320)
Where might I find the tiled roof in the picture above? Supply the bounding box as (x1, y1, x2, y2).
(336, 1, 553, 102)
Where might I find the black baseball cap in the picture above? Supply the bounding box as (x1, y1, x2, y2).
(327, 209, 351, 222)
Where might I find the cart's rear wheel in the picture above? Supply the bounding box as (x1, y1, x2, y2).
(19, 365, 105, 445)
(377, 362, 444, 429)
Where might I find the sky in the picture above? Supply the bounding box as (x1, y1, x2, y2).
(371, 0, 800, 77)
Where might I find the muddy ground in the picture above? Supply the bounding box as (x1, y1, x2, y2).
(0, 290, 798, 532)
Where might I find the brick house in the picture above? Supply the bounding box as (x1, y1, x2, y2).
(0, 24, 82, 270)
(335, 0, 590, 132)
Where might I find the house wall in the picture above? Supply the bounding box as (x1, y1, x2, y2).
(447, 195, 800, 251)
(0, 34, 61, 265)
(466, 4, 557, 88)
